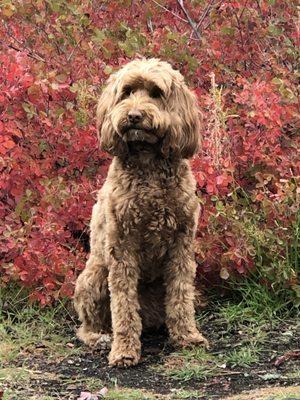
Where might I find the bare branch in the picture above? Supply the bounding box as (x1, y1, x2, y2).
(3, 21, 46, 62)
(147, 16, 154, 34)
(195, 0, 216, 31)
(176, 0, 201, 39)
(4, 42, 45, 63)
(190, 0, 223, 40)
(150, 0, 188, 23)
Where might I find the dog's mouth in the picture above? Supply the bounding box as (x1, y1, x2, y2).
(121, 125, 158, 144)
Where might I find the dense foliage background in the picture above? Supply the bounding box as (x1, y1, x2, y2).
(0, 0, 299, 305)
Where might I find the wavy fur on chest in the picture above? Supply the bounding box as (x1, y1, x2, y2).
(100, 156, 199, 279)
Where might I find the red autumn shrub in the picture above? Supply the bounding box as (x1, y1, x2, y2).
(0, 1, 298, 304)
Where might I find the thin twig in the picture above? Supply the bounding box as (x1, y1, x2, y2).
(36, 25, 63, 56)
(191, 0, 224, 40)
(233, 11, 247, 70)
(3, 22, 46, 62)
(66, 39, 82, 62)
(239, 0, 249, 20)
(195, 0, 216, 31)
(150, 0, 188, 23)
(176, 0, 201, 39)
(5, 43, 46, 62)
(147, 16, 154, 34)
(66, 18, 93, 62)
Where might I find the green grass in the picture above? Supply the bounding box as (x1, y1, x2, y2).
(105, 388, 155, 400)
(0, 286, 79, 365)
(62, 376, 105, 392)
(159, 274, 296, 383)
(179, 347, 213, 362)
(217, 280, 296, 330)
(170, 389, 203, 399)
(225, 346, 260, 368)
(217, 301, 268, 351)
(218, 302, 261, 327)
(165, 362, 216, 381)
(161, 342, 260, 382)
(159, 346, 218, 382)
(235, 279, 294, 322)
(284, 368, 300, 380)
(0, 367, 31, 386)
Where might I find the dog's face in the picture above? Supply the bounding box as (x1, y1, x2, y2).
(97, 58, 201, 159)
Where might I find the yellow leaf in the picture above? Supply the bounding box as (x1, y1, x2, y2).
(2, 5, 15, 17)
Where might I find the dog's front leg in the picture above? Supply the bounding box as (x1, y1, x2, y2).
(108, 254, 142, 367)
(164, 232, 209, 349)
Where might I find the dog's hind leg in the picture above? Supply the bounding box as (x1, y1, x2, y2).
(74, 200, 111, 348)
(74, 256, 111, 348)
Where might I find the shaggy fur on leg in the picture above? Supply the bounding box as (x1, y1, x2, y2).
(74, 58, 208, 367)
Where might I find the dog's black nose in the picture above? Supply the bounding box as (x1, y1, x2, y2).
(128, 110, 143, 124)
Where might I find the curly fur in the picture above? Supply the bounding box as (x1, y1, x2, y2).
(74, 58, 208, 367)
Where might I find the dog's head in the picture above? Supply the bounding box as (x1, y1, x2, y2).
(96, 58, 201, 159)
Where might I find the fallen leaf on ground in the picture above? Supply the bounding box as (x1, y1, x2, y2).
(259, 372, 281, 381)
(98, 387, 108, 397)
(274, 350, 300, 366)
(77, 392, 98, 400)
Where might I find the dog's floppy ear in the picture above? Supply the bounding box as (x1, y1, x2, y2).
(164, 75, 201, 159)
(96, 75, 127, 157)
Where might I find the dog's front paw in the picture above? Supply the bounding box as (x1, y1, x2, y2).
(172, 331, 210, 349)
(108, 347, 140, 368)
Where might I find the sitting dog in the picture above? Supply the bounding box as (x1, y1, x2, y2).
(74, 58, 208, 367)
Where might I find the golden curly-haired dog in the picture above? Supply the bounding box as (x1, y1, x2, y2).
(74, 58, 208, 367)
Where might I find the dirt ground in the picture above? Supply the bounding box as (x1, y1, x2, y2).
(2, 308, 299, 400)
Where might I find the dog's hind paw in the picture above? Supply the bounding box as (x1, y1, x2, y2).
(77, 326, 111, 350)
(93, 333, 112, 350)
(172, 331, 210, 349)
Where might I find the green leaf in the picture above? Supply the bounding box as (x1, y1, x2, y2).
(221, 26, 235, 36)
(268, 24, 283, 36)
(104, 65, 113, 75)
(216, 201, 224, 211)
(92, 28, 106, 43)
(271, 77, 283, 85)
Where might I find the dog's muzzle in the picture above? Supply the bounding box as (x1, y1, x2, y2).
(121, 126, 158, 144)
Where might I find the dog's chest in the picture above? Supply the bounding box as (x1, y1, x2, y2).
(106, 160, 197, 280)
(117, 189, 180, 281)
(119, 188, 178, 234)
(113, 179, 186, 252)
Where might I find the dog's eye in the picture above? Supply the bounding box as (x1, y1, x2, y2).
(150, 86, 164, 99)
(122, 86, 134, 98)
